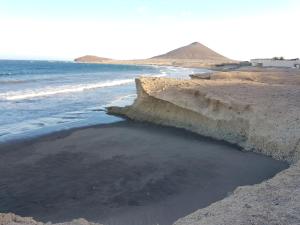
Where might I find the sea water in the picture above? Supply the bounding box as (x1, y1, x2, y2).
(0, 60, 208, 142)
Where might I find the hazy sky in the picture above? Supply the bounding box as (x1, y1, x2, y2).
(0, 0, 299, 60)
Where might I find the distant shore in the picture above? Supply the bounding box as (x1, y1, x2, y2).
(73, 58, 240, 70)
(74, 42, 238, 69)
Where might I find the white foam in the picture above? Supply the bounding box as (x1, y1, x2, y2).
(0, 79, 134, 100)
(139, 73, 167, 78)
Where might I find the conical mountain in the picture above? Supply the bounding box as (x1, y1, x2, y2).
(152, 42, 229, 61)
(74, 55, 111, 63)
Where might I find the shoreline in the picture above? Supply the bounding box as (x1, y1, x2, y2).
(0, 61, 209, 144)
(1, 66, 300, 225)
(73, 59, 234, 69)
(0, 119, 124, 151)
(0, 118, 244, 153)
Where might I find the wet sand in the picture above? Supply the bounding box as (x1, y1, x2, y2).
(0, 121, 288, 225)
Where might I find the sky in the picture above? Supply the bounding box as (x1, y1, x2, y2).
(0, 0, 299, 60)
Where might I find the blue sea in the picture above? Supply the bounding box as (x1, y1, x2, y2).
(0, 60, 208, 142)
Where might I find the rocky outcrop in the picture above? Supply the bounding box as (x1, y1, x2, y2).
(206, 68, 300, 85)
(0, 213, 100, 225)
(108, 75, 300, 163)
(107, 69, 300, 225)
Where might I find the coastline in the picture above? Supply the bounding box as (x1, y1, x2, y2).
(74, 42, 239, 69)
(1, 65, 300, 225)
(0, 61, 207, 144)
(73, 58, 238, 70)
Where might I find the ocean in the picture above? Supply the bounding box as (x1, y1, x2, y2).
(0, 60, 208, 142)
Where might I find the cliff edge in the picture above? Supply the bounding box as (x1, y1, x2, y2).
(108, 70, 300, 162)
(107, 68, 300, 225)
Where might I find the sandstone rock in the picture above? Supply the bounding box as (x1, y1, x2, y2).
(108, 70, 300, 162)
(0, 213, 100, 225)
(107, 68, 300, 225)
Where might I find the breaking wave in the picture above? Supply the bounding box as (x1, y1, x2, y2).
(0, 79, 135, 101)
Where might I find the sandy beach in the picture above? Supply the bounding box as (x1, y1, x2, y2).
(0, 121, 287, 225)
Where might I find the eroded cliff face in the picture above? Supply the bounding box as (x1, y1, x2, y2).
(107, 70, 300, 225)
(108, 75, 300, 163)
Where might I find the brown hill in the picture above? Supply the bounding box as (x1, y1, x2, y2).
(74, 55, 111, 63)
(151, 42, 229, 61)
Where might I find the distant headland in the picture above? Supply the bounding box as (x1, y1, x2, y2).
(74, 42, 236, 68)
(74, 55, 111, 63)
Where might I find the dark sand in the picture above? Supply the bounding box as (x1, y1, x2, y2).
(0, 121, 288, 225)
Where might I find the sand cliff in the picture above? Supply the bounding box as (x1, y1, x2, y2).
(107, 68, 300, 224)
(108, 69, 300, 162)
(2, 68, 300, 225)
